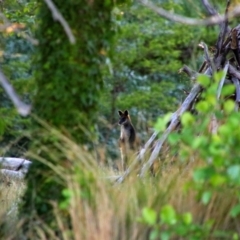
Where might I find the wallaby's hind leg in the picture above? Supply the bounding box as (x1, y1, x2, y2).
(120, 145, 127, 171)
(120, 147, 124, 171)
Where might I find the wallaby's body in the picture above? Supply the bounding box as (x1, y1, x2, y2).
(118, 110, 136, 170)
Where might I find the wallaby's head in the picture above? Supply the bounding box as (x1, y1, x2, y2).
(118, 110, 130, 125)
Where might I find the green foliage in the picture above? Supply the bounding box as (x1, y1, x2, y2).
(2, 0, 240, 239)
(20, 0, 125, 234)
(164, 73, 240, 236)
(99, 1, 220, 162)
(33, 1, 115, 142)
(139, 205, 223, 240)
(0, 0, 36, 156)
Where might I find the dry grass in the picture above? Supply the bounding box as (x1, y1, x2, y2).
(0, 175, 25, 239)
(18, 153, 239, 239)
(1, 128, 239, 239)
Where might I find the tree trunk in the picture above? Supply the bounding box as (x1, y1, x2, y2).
(19, 0, 115, 236)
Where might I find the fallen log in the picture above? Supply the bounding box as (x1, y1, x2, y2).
(0, 158, 31, 179)
(0, 157, 31, 171)
(0, 169, 26, 180)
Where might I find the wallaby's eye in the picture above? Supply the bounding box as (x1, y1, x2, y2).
(119, 116, 127, 125)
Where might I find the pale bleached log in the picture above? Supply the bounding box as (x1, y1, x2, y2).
(0, 157, 31, 173)
(0, 169, 26, 180)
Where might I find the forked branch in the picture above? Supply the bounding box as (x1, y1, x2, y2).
(0, 69, 31, 116)
(139, 0, 240, 26)
(44, 0, 76, 44)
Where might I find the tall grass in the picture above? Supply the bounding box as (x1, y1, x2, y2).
(9, 131, 238, 239)
(0, 175, 25, 239)
(1, 113, 240, 239)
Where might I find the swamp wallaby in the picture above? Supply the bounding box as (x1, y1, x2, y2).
(118, 110, 136, 170)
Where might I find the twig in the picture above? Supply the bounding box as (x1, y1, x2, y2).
(229, 65, 240, 103)
(179, 65, 198, 81)
(0, 69, 31, 116)
(117, 66, 213, 182)
(230, 25, 240, 66)
(199, 41, 215, 72)
(229, 64, 240, 79)
(116, 131, 159, 183)
(215, 0, 231, 57)
(43, 0, 76, 44)
(139, 82, 204, 177)
(198, 61, 208, 73)
(201, 0, 218, 16)
(216, 61, 229, 99)
(232, 77, 240, 103)
(139, 0, 240, 26)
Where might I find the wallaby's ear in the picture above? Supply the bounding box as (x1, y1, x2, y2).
(118, 110, 123, 116)
(124, 110, 129, 116)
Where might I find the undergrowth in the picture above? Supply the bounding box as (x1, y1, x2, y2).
(1, 74, 240, 239)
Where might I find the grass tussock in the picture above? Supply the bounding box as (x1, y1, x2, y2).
(0, 175, 25, 239)
(1, 123, 239, 239)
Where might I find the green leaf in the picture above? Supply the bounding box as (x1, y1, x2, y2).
(62, 189, 73, 198)
(221, 85, 235, 97)
(232, 233, 239, 240)
(218, 125, 231, 138)
(210, 174, 226, 186)
(181, 112, 195, 127)
(227, 165, 240, 181)
(196, 101, 210, 113)
(160, 205, 177, 225)
(168, 133, 180, 145)
(201, 191, 212, 205)
(213, 71, 224, 83)
(142, 207, 157, 225)
(154, 113, 172, 132)
(182, 212, 192, 225)
(193, 167, 215, 182)
(191, 136, 206, 150)
(197, 74, 210, 87)
(223, 100, 235, 114)
(230, 204, 240, 217)
(160, 231, 171, 240)
(149, 230, 159, 240)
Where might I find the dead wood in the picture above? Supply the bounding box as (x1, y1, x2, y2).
(0, 169, 26, 180)
(117, 1, 240, 183)
(0, 158, 31, 179)
(202, 0, 218, 17)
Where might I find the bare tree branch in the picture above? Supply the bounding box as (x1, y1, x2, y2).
(0, 157, 31, 172)
(216, 0, 231, 57)
(202, 0, 218, 16)
(0, 169, 26, 180)
(139, 81, 205, 177)
(199, 41, 215, 72)
(139, 0, 240, 26)
(217, 61, 229, 99)
(232, 77, 240, 103)
(229, 64, 240, 79)
(178, 65, 199, 82)
(44, 0, 76, 44)
(116, 131, 159, 183)
(0, 69, 31, 116)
